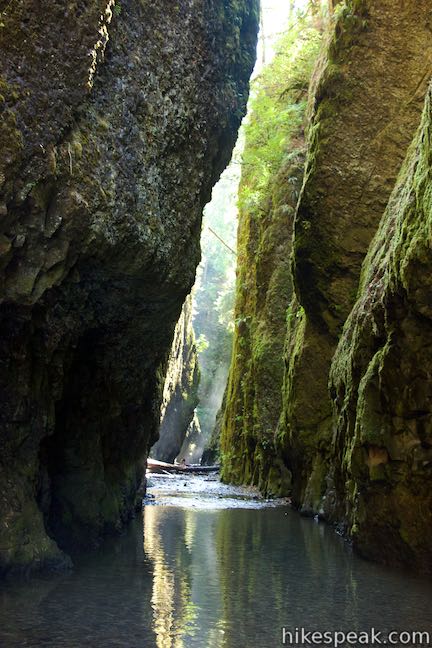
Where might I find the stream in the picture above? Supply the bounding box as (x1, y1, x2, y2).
(0, 475, 431, 647)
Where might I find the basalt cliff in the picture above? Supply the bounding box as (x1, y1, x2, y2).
(150, 294, 199, 464)
(0, 0, 258, 575)
(221, 0, 432, 573)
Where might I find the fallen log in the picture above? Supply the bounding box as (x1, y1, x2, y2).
(147, 458, 220, 475)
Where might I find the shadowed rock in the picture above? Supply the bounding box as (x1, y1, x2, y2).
(151, 295, 199, 464)
(330, 83, 432, 573)
(0, 0, 258, 575)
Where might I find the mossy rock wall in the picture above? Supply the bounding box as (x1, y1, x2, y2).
(221, 0, 432, 572)
(220, 151, 304, 495)
(0, 0, 258, 575)
(283, 0, 432, 511)
(219, 16, 323, 497)
(330, 84, 432, 573)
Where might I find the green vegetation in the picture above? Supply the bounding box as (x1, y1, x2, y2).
(328, 86, 432, 569)
(220, 9, 323, 494)
(193, 161, 239, 443)
(219, 0, 432, 572)
(240, 18, 321, 214)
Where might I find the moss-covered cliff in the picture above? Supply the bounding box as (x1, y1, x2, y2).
(150, 295, 199, 464)
(282, 0, 432, 515)
(0, 0, 258, 575)
(221, 19, 322, 495)
(221, 0, 432, 572)
(329, 84, 432, 572)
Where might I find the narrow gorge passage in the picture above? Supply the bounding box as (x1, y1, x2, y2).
(1, 0, 432, 646)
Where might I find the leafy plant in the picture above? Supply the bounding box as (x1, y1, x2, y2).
(239, 17, 322, 213)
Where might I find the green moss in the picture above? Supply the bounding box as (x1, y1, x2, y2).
(329, 0, 370, 62)
(220, 15, 322, 493)
(328, 85, 432, 572)
(0, 76, 24, 179)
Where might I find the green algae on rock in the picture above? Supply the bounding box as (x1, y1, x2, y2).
(220, 19, 322, 497)
(0, 0, 259, 575)
(283, 0, 432, 516)
(329, 84, 432, 573)
(220, 0, 432, 573)
(280, 0, 432, 542)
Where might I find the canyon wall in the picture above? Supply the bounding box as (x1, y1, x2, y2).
(221, 0, 432, 572)
(330, 85, 432, 571)
(221, 20, 322, 494)
(150, 295, 199, 464)
(0, 0, 258, 575)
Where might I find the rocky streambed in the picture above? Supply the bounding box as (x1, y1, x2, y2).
(145, 472, 290, 510)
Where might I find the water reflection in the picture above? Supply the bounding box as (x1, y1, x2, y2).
(0, 520, 157, 647)
(0, 479, 431, 647)
(143, 494, 432, 647)
(144, 505, 225, 648)
(144, 507, 195, 647)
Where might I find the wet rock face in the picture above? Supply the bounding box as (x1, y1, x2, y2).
(218, 17, 323, 499)
(330, 86, 432, 573)
(0, 0, 258, 574)
(150, 295, 199, 464)
(221, 0, 432, 572)
(294, 0, 432, 334)
(284, 0, 432, 508)
(280, 1, 432, 529)
(220, 151, 304, 496)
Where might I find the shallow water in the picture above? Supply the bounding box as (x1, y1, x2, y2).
(0, 475, 431, 647)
